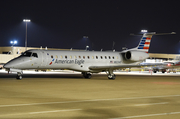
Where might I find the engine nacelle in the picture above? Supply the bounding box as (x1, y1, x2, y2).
(122, 51, 149, 63)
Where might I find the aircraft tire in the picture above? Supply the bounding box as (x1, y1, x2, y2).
(86, 74, 92, 79)
(82, 72, 92, 79)
(108, 74, 116, 80)
(16, 75, 22, 80)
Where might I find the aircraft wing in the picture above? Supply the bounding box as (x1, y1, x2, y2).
(89, 64, 161, 71)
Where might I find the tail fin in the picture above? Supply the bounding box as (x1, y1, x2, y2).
(130, 32, 175, 53)
(136, 32, 155, 53)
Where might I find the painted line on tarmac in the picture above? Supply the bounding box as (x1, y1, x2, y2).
(134, 102, 168, 106)
(0, 95, 179, 108)
(109, 111, 180, 119)
(0, 109, 81, 117)
(29, 109, 82, 114)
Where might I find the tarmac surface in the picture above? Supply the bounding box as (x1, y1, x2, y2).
(0, 70, 180, 119)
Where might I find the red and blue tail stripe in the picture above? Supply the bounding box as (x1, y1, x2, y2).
(137, 37, 151, 52)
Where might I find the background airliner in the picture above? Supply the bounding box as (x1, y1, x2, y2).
(3, 32, 175, 80)
(141, 56, 180, 73)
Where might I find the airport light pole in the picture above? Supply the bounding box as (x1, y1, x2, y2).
(23, 19, 31, 51)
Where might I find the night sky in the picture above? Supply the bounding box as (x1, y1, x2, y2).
(0, 0, 179, 53)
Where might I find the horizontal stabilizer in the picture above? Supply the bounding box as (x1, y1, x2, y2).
(130, 32, 176, 36)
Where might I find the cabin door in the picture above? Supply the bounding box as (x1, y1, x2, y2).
(40, 51, 48, 66)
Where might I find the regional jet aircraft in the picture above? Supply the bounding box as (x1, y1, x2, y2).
(3, 32, 175, 80)
(141, 56, 180, 73)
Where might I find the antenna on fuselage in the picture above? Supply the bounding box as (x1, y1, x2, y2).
(112, 41, 115, 51)
(85, 46, 89, 51)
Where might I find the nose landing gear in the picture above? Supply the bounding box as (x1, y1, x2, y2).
(107, 70, 116, 80)
(16, 72, 23, 80)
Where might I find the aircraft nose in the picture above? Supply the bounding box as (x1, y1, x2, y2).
(3, 63, 12, 69)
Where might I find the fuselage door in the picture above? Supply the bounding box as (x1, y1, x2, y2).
(40, 51, 47, 66)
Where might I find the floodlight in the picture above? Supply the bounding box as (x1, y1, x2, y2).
(141, 30, 148, 33)
(14, 41, 17, 44)
(10, 40, 17, 45)
(23, 19, 31, 22)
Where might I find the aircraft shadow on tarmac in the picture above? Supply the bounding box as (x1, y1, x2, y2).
(0, 72, 112, 79)
(0, 73, 85, 79)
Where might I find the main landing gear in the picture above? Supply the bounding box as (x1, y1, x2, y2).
(16, 72, 23, 80)
(82, 72, 92, 79)
(107, 70, 116, 80)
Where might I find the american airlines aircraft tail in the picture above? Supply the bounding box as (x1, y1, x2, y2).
(3, 32, 175, 80)
(132, 32, 154, 53)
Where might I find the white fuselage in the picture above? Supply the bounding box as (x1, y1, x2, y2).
(4, 49, 148, 73)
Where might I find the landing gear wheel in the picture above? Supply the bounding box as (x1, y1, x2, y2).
(82, 72, 92, 79)
(86, 74, 92, 79)
(107, 70, 116, 80)
(16, 75, 22, 80)
(16, 72, 22, 80)
(108, 74, 116, 80)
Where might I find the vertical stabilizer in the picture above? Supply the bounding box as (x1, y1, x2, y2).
(129, 32, 175, 53)
(136, 32, 156, 53)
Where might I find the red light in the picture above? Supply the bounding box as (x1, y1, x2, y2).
(167, 63, 171, 66)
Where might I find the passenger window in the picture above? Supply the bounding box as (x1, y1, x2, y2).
(55, 55, 58, 59)
(60, 55, 63, 59)
(101, 56, 103, 59)
(96, 56, 98, 59)
(65, 55, 67, 59)
(112, 56, 115, 59)
(92, 56, 94, 59)
(32, 53, 38, 58)
(87, 56, 90, 59)
(51, 55, 53, 58)
(74, 56, 77, 59)
(83, 56, 85, 59)
(79, 56, 81, 59)
(109, 56, 111, 59)
(105, 56, 107, 59)
(116, 56, 118, 59)
(70, 56, 72, 59)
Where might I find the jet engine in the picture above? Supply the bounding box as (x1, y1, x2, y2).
(121, 51, 149, 63)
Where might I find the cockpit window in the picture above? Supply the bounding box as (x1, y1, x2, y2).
(21, 52, 32, 57)
(32, 53, 38, 58)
